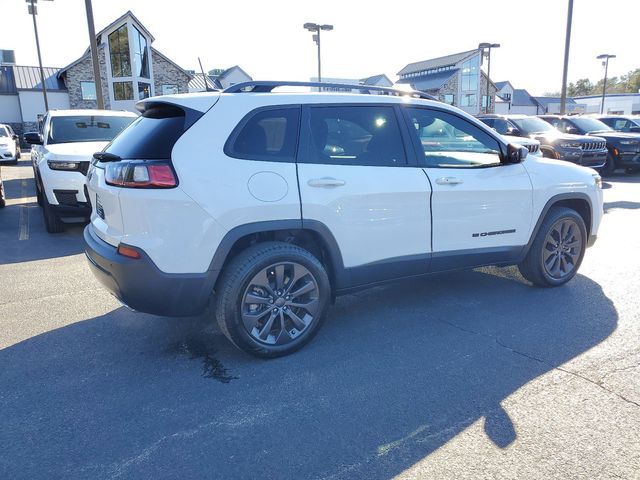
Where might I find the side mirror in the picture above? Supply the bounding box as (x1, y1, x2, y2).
(507, 127, 521, 136)
(24, 132, 43, 145)
(12, 134, 18, 141)
(504, 143, 528, 164)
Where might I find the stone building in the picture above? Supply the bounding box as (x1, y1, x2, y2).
(396, 49, 497, 115)
(58, 11, 191, 112)
(0, 11, 193, 138)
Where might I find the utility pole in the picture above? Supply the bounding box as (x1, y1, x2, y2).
(479, 42, 500, 114)
(597, 54, 616, 114)
(27, 0, 50, 112)
(84, 0, 104, 109)
(304, 23, 333, 84)
(559, 0, 574, 115)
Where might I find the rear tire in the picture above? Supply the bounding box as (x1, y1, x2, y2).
(518, 207, 587, 287)
(215, 242, 331, 358)
(0, 182, 5, 208)
(42, 194, 65, 233)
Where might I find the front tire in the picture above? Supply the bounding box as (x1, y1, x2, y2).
(518, 207, 587, 287)
(215, 242, 331, 358)
(599, 152, 616, 177)
(42, 194, 65, 233)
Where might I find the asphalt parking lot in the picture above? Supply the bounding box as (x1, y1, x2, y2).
(1, 155, 639, 480)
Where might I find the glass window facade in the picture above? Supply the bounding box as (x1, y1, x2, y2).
(161, 84, 178, 95)
(460, 57, 479, 92)
(108, 25, 131, 77)
(132, 26, 150, 78)
(138, 82, 151, 100)
(460, 94, 477, 107)
(113, 81, 134, 101)
(441, 94, 454, 105)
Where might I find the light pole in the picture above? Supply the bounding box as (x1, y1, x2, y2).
(26, 0, 53, 112)
(84, 0, 104, 109)
(560, 0, 574, 115)
(478, 42, 500, 114)
(303, 23, 333, 84)
(597, 54, 616, 114)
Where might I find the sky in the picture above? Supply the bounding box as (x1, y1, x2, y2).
(1, 0, 638, 96)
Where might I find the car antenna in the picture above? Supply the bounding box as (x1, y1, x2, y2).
(198, 57, 212, 92)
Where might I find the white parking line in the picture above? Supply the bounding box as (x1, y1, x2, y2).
(18, 178, 29, 241)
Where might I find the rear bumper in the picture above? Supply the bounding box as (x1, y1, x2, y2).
(83, 225, 215, 317)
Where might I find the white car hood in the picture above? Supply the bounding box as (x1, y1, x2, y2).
(45, 141, 109, 161)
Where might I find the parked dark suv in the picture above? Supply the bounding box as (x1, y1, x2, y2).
(477, 114, 607, 169)
(595, 115, 640, 134)
(540, 115, 640, 175)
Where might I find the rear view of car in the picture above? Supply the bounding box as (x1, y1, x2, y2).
(0, 124, 21, 165)
(27, 110, 137, 233)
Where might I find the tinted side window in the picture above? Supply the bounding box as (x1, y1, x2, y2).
(105, 104, 191, 159)
(404, 107, 502, 168)
(228, 108, 300, 162)
(305, 106, 406, 167)
(493, 119, 510, 135)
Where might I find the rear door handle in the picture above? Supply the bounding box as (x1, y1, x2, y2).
(307, 177, 346, 188)
(435, 177, 464, 185)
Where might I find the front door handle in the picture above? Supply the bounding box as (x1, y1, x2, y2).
(435, 177, 464, 185)
(307, 177, 346, 188)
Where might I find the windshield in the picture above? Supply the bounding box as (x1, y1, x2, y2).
(509, 117, 557, 135)
(570, 117, 612, 133)
(47, 115, 135, 145)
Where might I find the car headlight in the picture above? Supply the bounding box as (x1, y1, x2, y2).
(592, 173, 602, 189)
(620, 140, 639, 145)
(559, 142, 582, 148)
(47, 160, 80, 171)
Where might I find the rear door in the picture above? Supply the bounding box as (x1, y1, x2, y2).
(402, 106, 533, 268)
(297, 104, 432, 285)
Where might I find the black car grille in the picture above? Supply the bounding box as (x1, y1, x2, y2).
(54, 189, 79, 206)
(78, 161, 90, 176)
(526, 144, 540, 154)
(581, 141, 606, 151)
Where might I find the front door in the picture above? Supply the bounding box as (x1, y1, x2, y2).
(297, 104, 432, 286)
(402, 106, 533, 269)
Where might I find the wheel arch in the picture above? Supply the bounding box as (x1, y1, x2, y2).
(209, 220, 346, 291)
(525, 193, 593, 256)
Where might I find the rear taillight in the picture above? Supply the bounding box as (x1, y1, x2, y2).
(105, 161, 177, 188)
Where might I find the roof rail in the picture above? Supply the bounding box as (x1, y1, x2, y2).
(223, 81, 438, 101)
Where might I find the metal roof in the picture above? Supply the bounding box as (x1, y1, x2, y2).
(511, 89, 540, 107)
(397, 49, 477, 76)
(11, 65, 66, 91)
(533, 96, 576, 107)
(395, 69, 458, 91)
(189, 73, 220, 91)
(359, 74, 392, 86)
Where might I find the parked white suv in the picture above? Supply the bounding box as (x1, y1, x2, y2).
(84, 82, 604, 358)
(26, 109, 136, 233)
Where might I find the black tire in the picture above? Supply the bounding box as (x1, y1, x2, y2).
(599, 152, 616, 177)
(0, 183, 5, 208)
(42, 194, 65, 233)
(215, 242, 331, 358)
(518, 207, 587, 287)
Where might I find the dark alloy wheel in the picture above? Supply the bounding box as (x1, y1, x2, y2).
(541, 218, 583, 280)
(518, 206, 587, 287)
(215, 242, 330, 358)
(600, 152, 616, 177)
(241, 262, 321, 346)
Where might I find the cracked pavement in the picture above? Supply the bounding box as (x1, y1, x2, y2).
(1, 158, 639, 479)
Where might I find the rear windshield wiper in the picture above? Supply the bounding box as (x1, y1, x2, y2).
(93, 152, 121, 162)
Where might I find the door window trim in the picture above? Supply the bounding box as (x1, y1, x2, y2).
(224, 104, 302, 163)
(298, 102, 415, 167)
(400, 105, 508, 169)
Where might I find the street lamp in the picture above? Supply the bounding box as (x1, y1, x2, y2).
(85, 0, 104, 109)
(560, 0, 574, 115)
(597, 54, 616, 114)
(478, 42, 500, 114)
(303, 22, 333, 84)
(26, 0, 53, 112)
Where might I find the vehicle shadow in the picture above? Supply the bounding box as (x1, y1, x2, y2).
(0, 168, 85, 265)
(0, 267, 617, 479)
(604, 200, 640, 213)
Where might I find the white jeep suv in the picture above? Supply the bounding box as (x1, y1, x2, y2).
(27, 109, 136, 233)
(84, 82, 603, 358)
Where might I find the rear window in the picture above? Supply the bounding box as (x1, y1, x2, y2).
(47, 115, 134, 144)
(104, 105, 189, 159)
